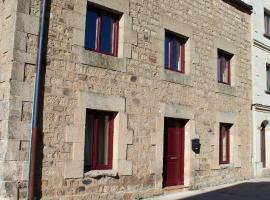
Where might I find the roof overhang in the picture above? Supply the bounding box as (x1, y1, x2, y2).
(222, 0, 253, 14)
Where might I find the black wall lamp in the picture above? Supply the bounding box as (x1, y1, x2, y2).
(192, 138, 201, 154)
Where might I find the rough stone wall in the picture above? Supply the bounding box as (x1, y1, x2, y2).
(0, 0, 39, 199)
(0, 0, 252, 199)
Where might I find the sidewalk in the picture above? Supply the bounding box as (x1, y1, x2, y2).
(147, 178, 270, 200)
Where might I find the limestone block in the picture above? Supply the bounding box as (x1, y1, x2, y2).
(160, 13, 193, 39)
(216, 84, 237, 97)
(11, 62, 25, 82)
(117, 145, 127, 160)
(72, 142, 84, 161)
(66, 10, 85, 30)
(8, 121, 31, 140)
(10, 81, 34, 101)
(0, 101, 9, 121)
(65, 125, 85, 143)
(0, 121, 9, 139)
(73, 108, 86, 126)
(164, 103, 194, 120)
(118, 160, 132, 176)
(125, 130, 134, 145)
(13, 50, 37, 64)
(73, 28, 85, 47)
(0, 161, 19, 181)
(14, 31, 27, 51)
(74, 0, 88, 15)
(17, 0, 31, 14)
(75, 46, 127, 72)
(149, 160, 163, 174)
(0, 32, 15, 52)
(78, 91, 126, 113)
(64, 161, 84, 179)
(121, 28, 138, 45)
(16, 13, 39, 35)
(214, 38, 237, 55)
(161, 69, 194, 86)
(84, 170, 117, 178)
(5, 140, 20, 161)
(87, 0, 129, 14)
(217, 112, 237, 124)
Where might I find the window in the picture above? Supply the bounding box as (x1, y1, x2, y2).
(84, 110, 115, 172)
(164, 31, 186, 73)
(85, 4, 119, 56)
(219, 123, 232, 165)
(265, 10, 270, 36)
(217, 50, 232, 85)
(267, 65, 270, 92)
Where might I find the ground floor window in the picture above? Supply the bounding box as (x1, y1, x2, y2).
(219, 123, 232, 164)
(84, 110, 115, 172)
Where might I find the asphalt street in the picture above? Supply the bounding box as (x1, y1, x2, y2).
(182, 182, 270, 200)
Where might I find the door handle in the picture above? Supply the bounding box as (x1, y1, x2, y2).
(170, 157, 177, 160)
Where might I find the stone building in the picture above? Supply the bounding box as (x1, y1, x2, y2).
(250, 0, 270, 177)
(0, 0, 253, 199)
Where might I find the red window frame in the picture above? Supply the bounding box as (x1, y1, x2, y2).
(85, 5, 119, 57)
(165, 32, 186, 73)
(218, 50, 232, 85)
(219, 123, 231, 165)
(84, 110, 114, 172)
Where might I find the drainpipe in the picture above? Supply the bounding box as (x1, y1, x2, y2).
(27, 0, 50, 199)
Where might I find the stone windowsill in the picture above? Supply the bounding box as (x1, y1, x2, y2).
(161, 69, 193, 87)
(75, 46, 127, 73)
(265, 90, 270, 95)
(84, 169, 118, 178)
(216, 83, 236, 97)
(219, 164, 230, 169)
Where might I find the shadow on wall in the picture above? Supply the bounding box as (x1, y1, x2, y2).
(182, 182, 270, 200)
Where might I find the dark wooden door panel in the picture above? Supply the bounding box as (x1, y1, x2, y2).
(261, 128, 266, 168)
(163, 118, 185, 187)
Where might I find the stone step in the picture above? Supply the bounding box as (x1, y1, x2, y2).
(262, 168, 270, 177)
(164, 185, 189, 195)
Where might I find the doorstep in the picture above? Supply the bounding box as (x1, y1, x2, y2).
(163, 185, 189, 195)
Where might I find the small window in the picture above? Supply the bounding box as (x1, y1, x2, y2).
(219, 123, 232, 165)
(85, 4, 120, 56)
(265, 10, 270, 36)
(164, 31, 187, 73)
(267, 65, 270, 92)
(217, 50, 232, 85)
(84, 110, 115, 172)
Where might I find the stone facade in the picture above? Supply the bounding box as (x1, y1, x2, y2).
(0, 0, 253, 199)
(250, 0, 270, 177)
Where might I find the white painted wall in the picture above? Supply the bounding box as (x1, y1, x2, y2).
(251, 0, 270, 176)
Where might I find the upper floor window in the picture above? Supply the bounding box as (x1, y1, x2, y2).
(265, 10, 270, 36)
(164, 31, 187, 73)
(219, 123, 232, 165)
(267, 65, 270, 92)
(85, 4, 120, 56)
(218, 50, 232, 85)
(84, 110, 115, 172)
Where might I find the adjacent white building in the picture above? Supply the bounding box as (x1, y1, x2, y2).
(251, 0, 270, 176)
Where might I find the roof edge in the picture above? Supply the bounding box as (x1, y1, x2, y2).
(223, 0, 253, 14)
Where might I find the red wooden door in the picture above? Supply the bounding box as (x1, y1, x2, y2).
(261, 127, 266, 168)
(163, 118, 185, 187)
